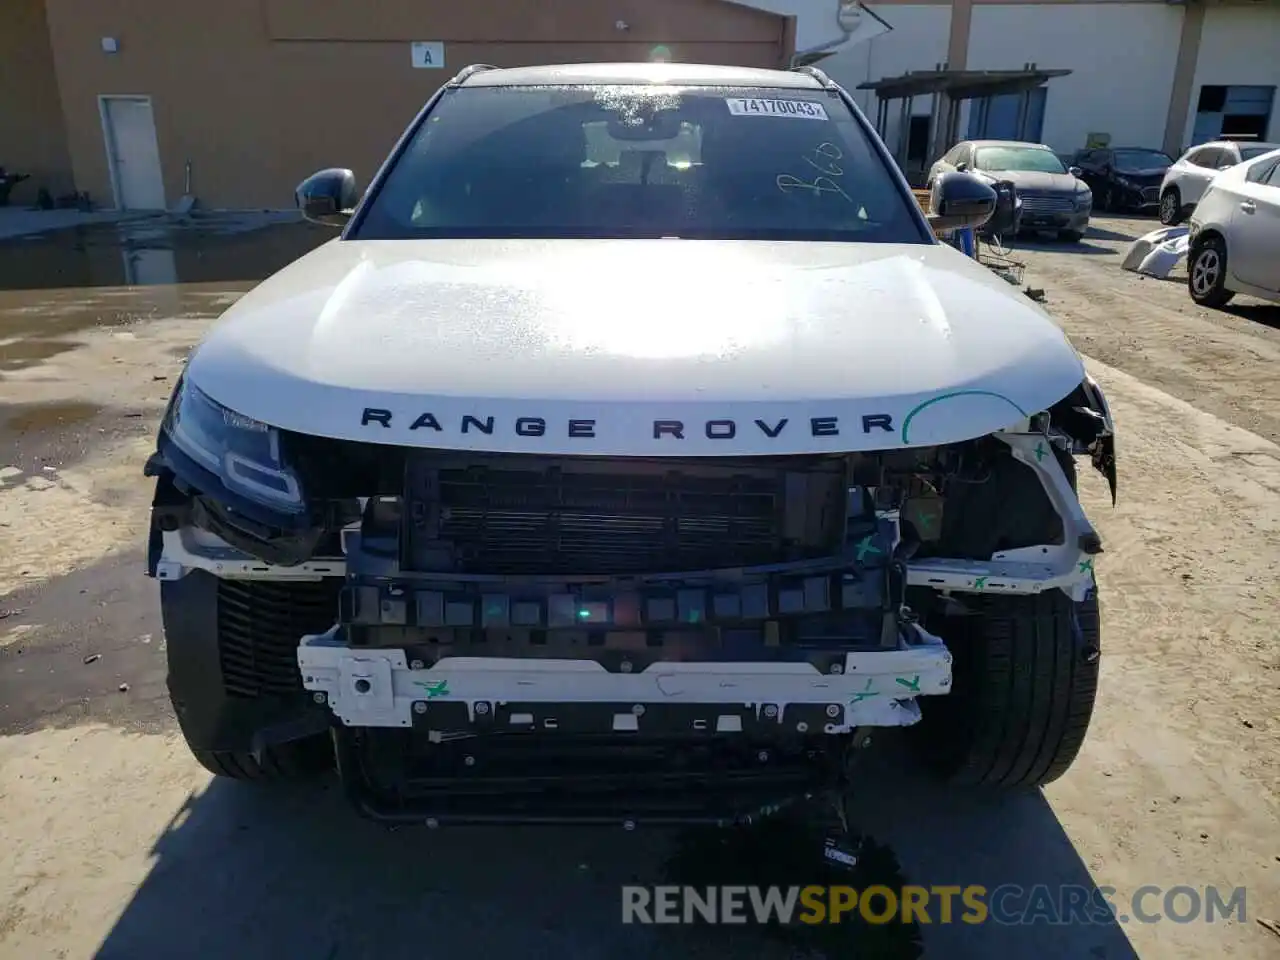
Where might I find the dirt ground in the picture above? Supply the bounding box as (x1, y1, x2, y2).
(1, 215, 1278, 959)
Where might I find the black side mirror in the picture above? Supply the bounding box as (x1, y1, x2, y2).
(296, 168, 358, 226)
(955, 161, 969, 173)
(928, 171, 997, 233)
(1068, 165, 1084, 178)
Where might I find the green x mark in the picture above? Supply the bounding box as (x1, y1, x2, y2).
(855, 535, 883, 563)
(974, 576, 989, 590)
(1034, 442, 1048, 462)
(851, 679, 880, 703)
(914, 510, 936, 533)
(1078, 559, 1094, 576)
(414, 680, 450, 699)
(895, 675, 921, 692)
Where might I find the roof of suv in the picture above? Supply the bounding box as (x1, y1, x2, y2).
(457, 62, 826, 89)
(965, 139, 1053, 151)
(1201, 140, 1280, 152)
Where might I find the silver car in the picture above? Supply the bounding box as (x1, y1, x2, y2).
(929, 139, 1093, 242)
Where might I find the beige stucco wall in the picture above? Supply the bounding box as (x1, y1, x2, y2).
(41, 0, 790, 210)
(0, 0, 73, 203)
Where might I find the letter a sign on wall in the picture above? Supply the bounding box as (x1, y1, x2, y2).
(411, 42, 445, 69)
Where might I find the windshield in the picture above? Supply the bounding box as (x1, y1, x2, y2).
(1241, 146, 1278, 161)
(973, 145, 1066, 174)
(1113, 149, 1173, 172)
(351, 85, 929, 243)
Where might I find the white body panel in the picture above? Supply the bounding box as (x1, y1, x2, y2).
(1165, 151, 1226, 210)
(1120, 226, 1190, 280)
(1228, 170, 1280, 295)
(186, 237, 1087, 457)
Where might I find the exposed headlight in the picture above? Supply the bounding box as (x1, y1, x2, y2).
(162, 377, 304, 513)
(1115, 176, 1136, 189)
(1075, 190, 1092, 210)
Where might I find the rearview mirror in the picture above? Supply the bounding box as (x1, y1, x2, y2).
(928, 171, 997, 234)
(296, 168, 358, 226)
(606, 111, 683, 141)
(1069, 165, 1084, 178)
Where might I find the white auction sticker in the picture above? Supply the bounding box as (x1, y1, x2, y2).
(725, 98, 829, 120)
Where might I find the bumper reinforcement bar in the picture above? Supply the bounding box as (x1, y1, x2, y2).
(298, 623, 952, 733)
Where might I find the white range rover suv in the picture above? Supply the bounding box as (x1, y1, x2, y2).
(144, 62, 1116, 828)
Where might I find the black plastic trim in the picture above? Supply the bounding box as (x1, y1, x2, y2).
(334, 727, 836, 827)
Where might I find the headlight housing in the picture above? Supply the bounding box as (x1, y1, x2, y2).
(162, 377, 305, 513)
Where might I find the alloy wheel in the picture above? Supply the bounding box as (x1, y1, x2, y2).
(1190, 248, 1220, 296)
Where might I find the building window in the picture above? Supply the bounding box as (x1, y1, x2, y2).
(1191, 85, 1275, 145)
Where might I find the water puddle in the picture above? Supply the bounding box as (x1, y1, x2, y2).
(0, 212, 332, 292)
(0, 212, 332, 370)
(3, 400, 103, 434)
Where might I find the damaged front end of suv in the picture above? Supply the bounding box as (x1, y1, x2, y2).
(145, 367, 1115, 826)
(144, 61, 1118, 828)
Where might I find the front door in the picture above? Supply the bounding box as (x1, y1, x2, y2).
(1231, 163, 1280, 293)
(100, 96, 166, 210)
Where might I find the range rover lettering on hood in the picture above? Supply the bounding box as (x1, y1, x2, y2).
(359, 409, 896, 440)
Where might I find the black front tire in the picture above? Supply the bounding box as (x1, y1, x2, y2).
(1188, 234, 1235, 308)
(913, 589, 1101, 789)
(192, 739, 334, 782)
(1058, 229, 1085, 243)
(161, 570, 340, 783)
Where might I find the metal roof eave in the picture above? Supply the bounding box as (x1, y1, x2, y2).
(857, 68, 1072, 102)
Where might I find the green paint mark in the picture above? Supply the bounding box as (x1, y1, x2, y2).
(855, 535, 883, 563)
(974, 576, 989, 590)
(1078, 559, 1094, 576)
(851, 679, 880, 703)
(415, 680, 450, 699)
(895, 675, 921, 692)
(900, 391, 1029, 445)
(1035, 442, 1048, 462)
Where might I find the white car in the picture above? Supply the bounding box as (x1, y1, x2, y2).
(1187, 147, 1280, 308)
(1159, 139, 1280, 226)
(144, 62, 1117, 829)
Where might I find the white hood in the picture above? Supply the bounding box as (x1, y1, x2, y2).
(187, 237, 1086, 456)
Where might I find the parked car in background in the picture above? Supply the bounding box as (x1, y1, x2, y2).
(929, 139, 1092, 242)
(1071, 147, 1173, 214)
(1186, 147, 1280, 308)
(1159, 139, 1280, 226)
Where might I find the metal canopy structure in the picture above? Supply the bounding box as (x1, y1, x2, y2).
(857, 65, 1072, 178)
